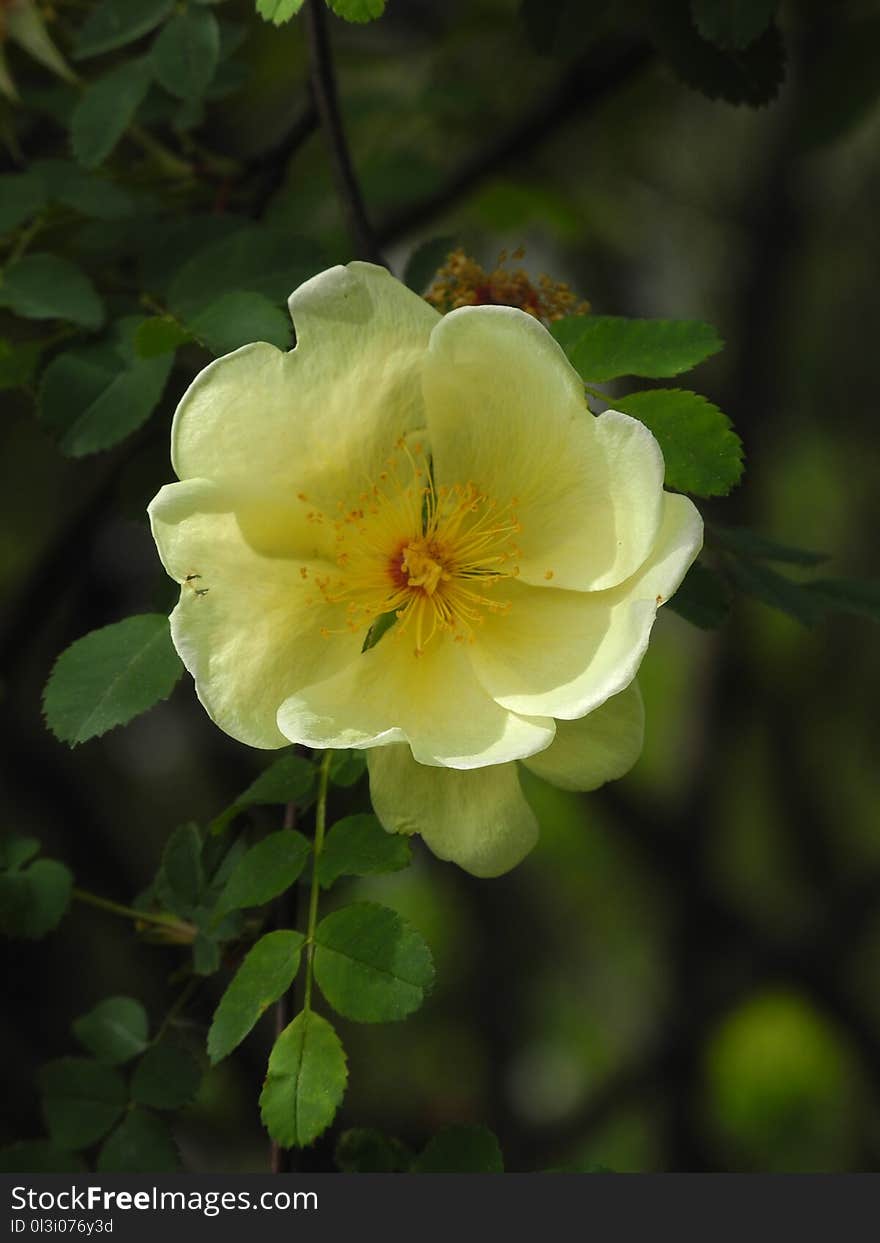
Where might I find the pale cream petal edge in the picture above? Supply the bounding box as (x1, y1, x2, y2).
(368, 743, 540, 878)
(149, 479, 361, 749)
(468, 490, 703, 720)
(521, 681, 645, 791)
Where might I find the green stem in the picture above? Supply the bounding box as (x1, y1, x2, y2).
(180, 134, 241, 179)
(303, 751, 333, 1012)
(153, 979, 200, 1045)
(6, 215, 45, 265)
(72, 887, 195, 937)
(128, 124, 195, 180)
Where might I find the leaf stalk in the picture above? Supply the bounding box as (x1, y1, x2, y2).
(303, 750, 332, 1012)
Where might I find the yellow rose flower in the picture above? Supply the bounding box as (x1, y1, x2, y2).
(149, 262, 702, 876)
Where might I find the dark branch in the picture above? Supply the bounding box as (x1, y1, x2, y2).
(248, 93, 319, 220)
(377, 39, 654, 246)
(303, 0, 384, 264)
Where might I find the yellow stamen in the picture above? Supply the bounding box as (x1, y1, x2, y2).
(308, 442, 519, 653)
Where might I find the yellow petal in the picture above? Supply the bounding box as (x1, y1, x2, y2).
(368, 744, 539, 877)
(468, 491, 702, 719)
(149, 479, 361, 748)
(172, 263, 440, 515)
(276, 633, 555, 768)
(521, 681, 644, 791)
(422, 306, 664, 591)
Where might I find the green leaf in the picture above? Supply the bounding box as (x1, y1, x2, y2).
(192, 931, 221, 976)
(202, 833, 247, 889)
(215, 16, 248, 60)
(313, 902, 434, 1023)
(208, 929, 305, 1063)
(653, 2, 785, 107)
(167, 225, 319, 320)
(57, 176, 135, 222)
(725, 557, 821, 626)
(151, 9, 220, 100)
(402, 236, 454, 294)
(0, 873, 29, 934)
(0, 171, 48, 233)
(97, 1108, 180, 1172)
(0, 254, 104, 330)
(131, 1041, 202, 1109)
(238, 754, 316, 808)
(70, 58, 153, 168)
(328, 748, 367, 788)
(74, 0, 176, 59)
(255, 0, 306, 24)
(551, 315, 723, 382)
(189, 291, 291, 356)
(72, 997, 149, 1065)
(0, 858, 72, 938)
(803, 578, 880, 624)
(133, 316, 193, 358)
(412, 1124, 504, 1173)
(39, 1058, 127, 1150)
(0, 1142, 87, 1173)
(211, 753, 315, 833)
(708, 523, 828, 566)
(0, 338, 43, 391)
(0, 833, 40, 872)
(157, 823, 204, 916)
(691, 0, 778, 50)
(668, 562, 730, 629)
(612, 388, 744, 497)
(327, 0, 386, 22)
(520, 0, 614, 57)
(797, 19, 880, 149)
(318, 814, 411, 889)
(39, 337, 173, 456)
(335, 1127, 411, 1173)
(260, 1010, 347, 1148)
(138, 214, 243, 296)
(32, 159, 136, 221)
(217, 829, 311, 914)
(43, 614, 183, 746)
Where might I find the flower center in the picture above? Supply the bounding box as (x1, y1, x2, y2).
(304, 440, 521, 655)
(397, 539, 448, 595)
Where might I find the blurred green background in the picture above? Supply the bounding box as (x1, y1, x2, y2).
(2, 0, 879, 1172)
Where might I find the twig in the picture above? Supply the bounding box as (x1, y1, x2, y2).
(248, 94, 319, 219)
(302, 0, 384, 264)
(153, 979, 201, 1045)
(377, 39, 653, 246)
(72, 887, 196, 939)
